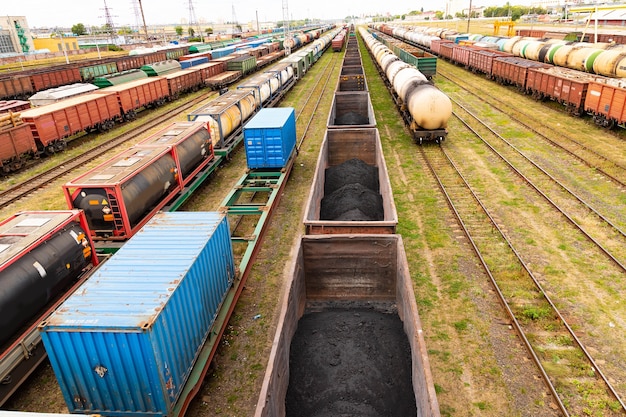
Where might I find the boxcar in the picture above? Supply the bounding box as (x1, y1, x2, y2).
(0, 123, 37, 173)
(492, 56, 552, 89)
(467, 49, 512, 76)
(93, 77, 170, 120)
(20, 92, 121, 151)
(526, 66, 597, 115)
(0, 76, 34, 100)
(164, 68, 204, 97)
(0, 99, 30, 114)
(584, 79, 626, 128)
(29, 67, 82, 91)
(254, 234, 439, 417)
(304, 128, 397, 234)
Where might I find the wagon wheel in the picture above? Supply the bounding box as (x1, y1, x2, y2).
(45, 145, 56, 155)
(10, 160, 23, 172)
(54, 141, 67, 152)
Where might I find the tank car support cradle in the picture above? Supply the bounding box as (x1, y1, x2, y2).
(171, 150, 297, 417)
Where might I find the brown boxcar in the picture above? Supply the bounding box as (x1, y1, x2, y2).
(451, 45, 473, 67)
(438, 42, 456, 61)
(164, 68, 204, 97)
(254, 234, 439, 417)
(304, 128, 397, 234)
(492, 56, 551, 89)
(0, 123, 37, 173)
(0, 75, 35, 100)
(20, 92, 121, 150)
(526, 66, 597, 115)
(584, 79, 626, 128)
(29, 67, 82, 91)
(467, 49, 512, 76)
(94, 77, 169, 119)
(0, 100, 30, 114)
(114, 55, 145, 72)
(430, 38, 454, 56)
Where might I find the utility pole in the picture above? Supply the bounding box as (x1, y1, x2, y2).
(101, 0, 117, 44)
(232, 4, 238, 35)
(188, 0, 203, 41)
(137, 0, 149, 41)
(283, 0, 290, 55)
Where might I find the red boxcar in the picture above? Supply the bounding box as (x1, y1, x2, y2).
(451, 45, 473, 67)
(584, 79, 626, 128)
(164, 68, 204, 97)
(430, 39, 454, 56)
(193, 62, 227, 80)
(492, 56, 551, 89)
(0, 123, 37, 173)
(179, 51, 212, 62)
(467, 49, 512, 76)
(94, 77, 169, 120)
(20, 92, 121, 151)
(438, 42, 456, 61)
(29, 67, 82, 91)
(526, 66, 597, 115)
(0, 100, 30, 114)
(0, 75, 35, 100)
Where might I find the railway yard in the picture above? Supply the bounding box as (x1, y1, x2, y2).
(1, 23, 626, 417)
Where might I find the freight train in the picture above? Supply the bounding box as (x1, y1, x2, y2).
(0, 26, 343, 410)
(0, 28, 334, 175)
(374, 23, 626, 129)
(359, 26, 452, 143)
(1, 25, 440, 416)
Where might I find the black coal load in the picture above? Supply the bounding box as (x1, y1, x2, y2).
(335, 111, 369, 125)
(320, 158, 384, 221)
(324, 158, 378, 195)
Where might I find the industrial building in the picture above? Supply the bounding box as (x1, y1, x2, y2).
(0, 16, 34, 55)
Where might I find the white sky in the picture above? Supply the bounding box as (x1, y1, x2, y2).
(1, 0, 534, 29)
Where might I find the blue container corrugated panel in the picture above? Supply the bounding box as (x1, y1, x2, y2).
(40, 212, 235, 417)
(180, 56, 209, 68)
(210, 46, 236, 59)
(244, 107, 296, 169)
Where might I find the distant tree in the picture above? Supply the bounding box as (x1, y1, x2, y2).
(175, 25, 183, 36)
(435, 11, 444, 19)
(188, 27, 195, 37)
(71, 23, 87, 36)
(117, 26, 133, 35)
(205, 27, 213, 36)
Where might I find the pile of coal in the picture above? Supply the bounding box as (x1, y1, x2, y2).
(320, 158, 383, 221)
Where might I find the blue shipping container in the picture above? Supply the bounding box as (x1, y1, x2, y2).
(40, 212, 235, 417)
(244, 107, 296, 169)
(180, 56, 209, 69)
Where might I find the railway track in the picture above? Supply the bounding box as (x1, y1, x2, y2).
(450, 98, 626, 269)
(438, 63, 626, 188)
(420, 143, 626, 416)
(0, 92, 215, 210)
